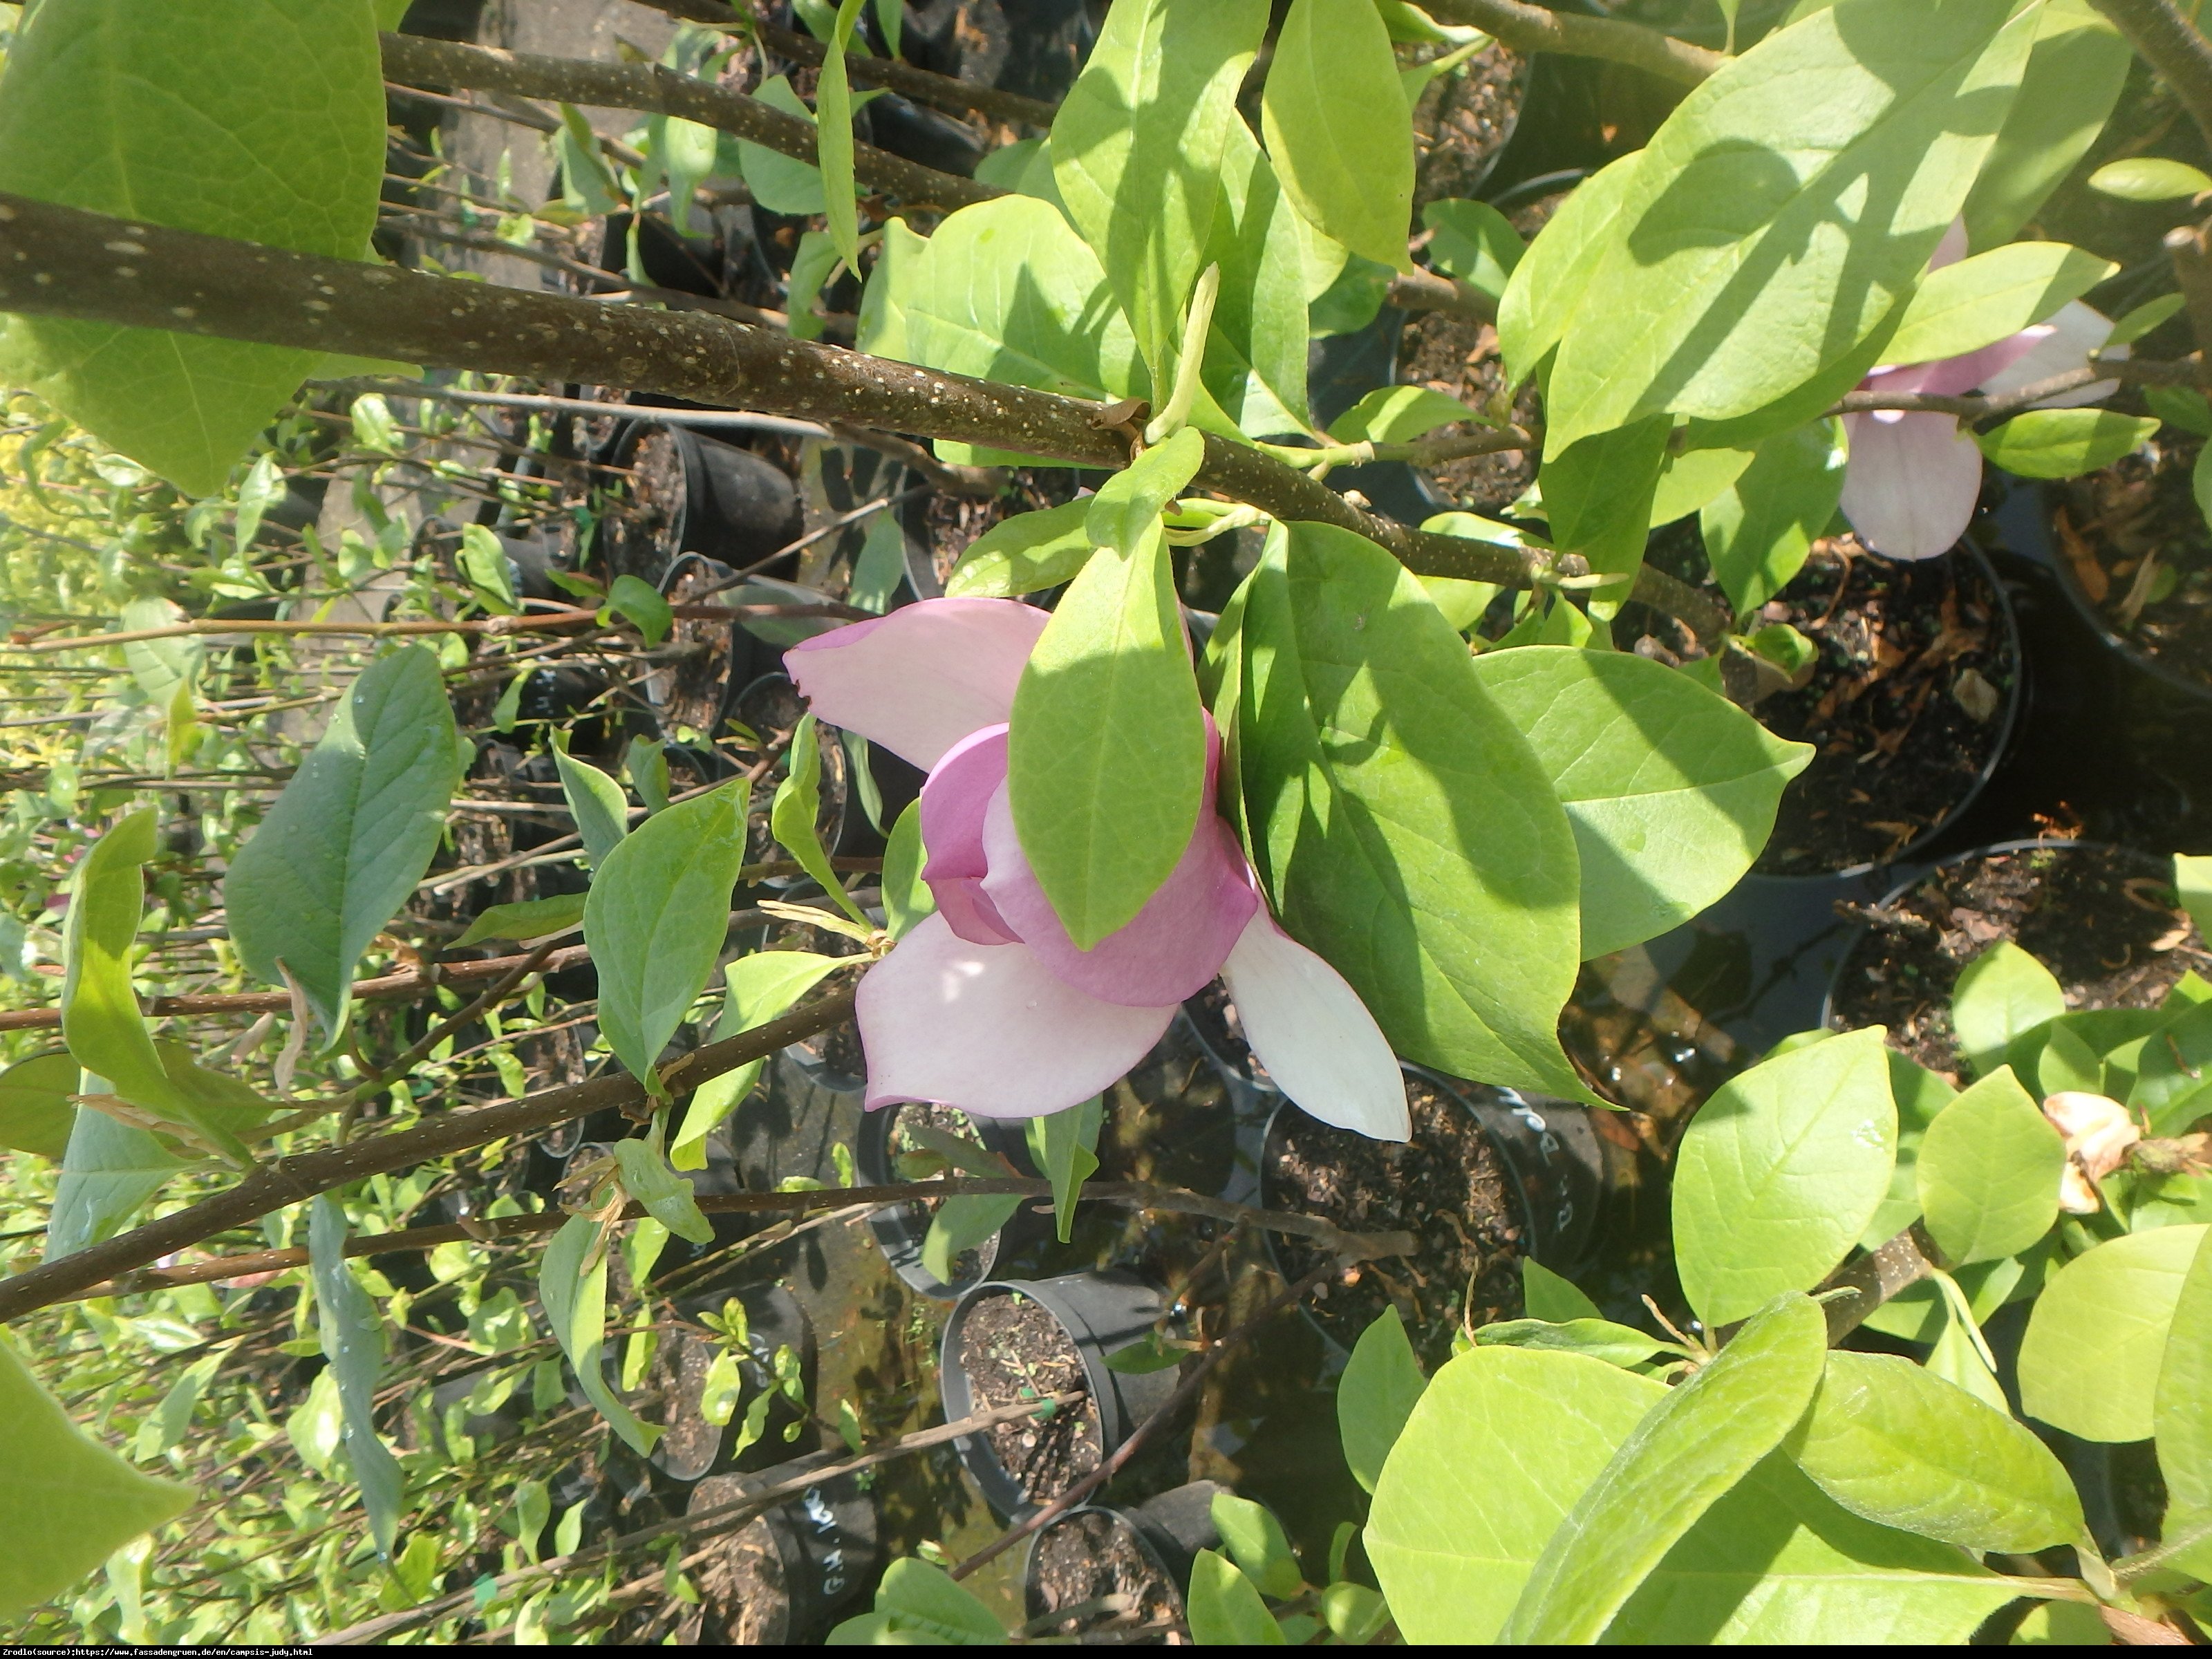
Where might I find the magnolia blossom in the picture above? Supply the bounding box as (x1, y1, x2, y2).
(1841, 225, 2120, 561)
(2043, 1089, 2142, 1215)
(785, 597, 1409, 1140)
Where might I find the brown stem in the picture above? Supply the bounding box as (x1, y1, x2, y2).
(1815, 1224, 1938, 1344)
(1424, 0, 1727, 87)
(949, 1264, 1338, 1582)
(2168, 223, 2212, 359)
(627, 0, 1060, 129)
(379, 33, 998, 213)
(1388, 265, 1495, 323)
(2089, 0, 2212, 155)
(0, 989, 856, 1322)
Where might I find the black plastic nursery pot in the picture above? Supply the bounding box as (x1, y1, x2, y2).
(939, 1271, 1181, 1521)
(597, 420, 804, 589)
(853, 1102, 1049, 1301)
(1020, 1481, 1225, 1641)
(1255, 1066, 1602, 1367)
(683, 1450, 879, 1644)
(1822, 838, 2212, 1077)
(649, 551, 754, 739)
(647, 1280, 818, 1483)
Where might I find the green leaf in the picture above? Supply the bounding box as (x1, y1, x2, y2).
(816, 0, 868, 271)
(605, 573, 672, 645)
(1961, 0, 2133, 248)
(2019, 1225, 2206, 1442)
(119, 595, 201, 710)
(557, 104, 625, 217)
(47, 1101, 181, 1261)
(628, 738, 669, 819)
(1467, 646, 1814, 957)
(855, 214, 926, 359)
(1049, 0, 1267, 381)
(225, 647, 462, 1038)
(451, 893, 588, 950)
(1422, 198, 1523, 302)
(1474, 1318, 1678, 1369)
(1673, 1027, 1897, 1327)
(1319, 1581, 1390, 1643)
(62, 810, 244, 1159)
(1213, 1492, 1303, 1600)
(1784, 1350, 2082, 1551)
(552, 744, 630, 872)
(1239, 521, 1584, 1095)
(1952, 941, 2066, 1077)
(785, 229, 843, 344)
(895, 196, 1147, 466)
(1524, 1259, 1603, 1323)
(1339, 1306, 1428, 1495)
(2155, 1228, 2212, 1579)
(735, 76, 832, 216)
(2088, 157, 2212, 202)
(1862, 1051, 1958, 1249)
(1262, 0, 1413, 272)
(1024, 1095, 1102, 1244)
(1199, 116, 1313, 438)
(1500, 1294, 1829, 1643)
(459, 523, 518, 615)
(583, 778, 751, 1092)
(1186, 1549, 1286, 1644)
(0, 1332, 192, 1619)
(921, 1194, 1020, 1283)
(1010, 437, 1207, 947)
(835, 1557, 1006, 1644)
(2011, 1600, 2120, 1644)
(1367, 1347, 1665, 1643)
(2184, 857, 2212, 945)
(538, 1215, 661, 1456)
(309, 1197, 404, 1557)
(1647, 443, 1756, 529)
(880, 799, 935, 942)
(2114, 294, 2188, 351)
(2130, 999, 2212, 1134)
(0, 1051, 77, 1159)
(0, 0, 384, 493)
(1497, 153, 1644, 386)
(671, 950, 847, 1168)
(1543, 0, 2038, 454)
(849, 514, 906, 615)
(1327, 385, 1479, 446)
(771, 714, 868, 927)
(1917, 1067, 2064, 1266)
(1885, 242, 2119, 366)
(1533, 417, 1671, 591)
(612, 1134, 715, 1246)
(1976, 411, 2159, 480)
(946, 500, 1094, 598)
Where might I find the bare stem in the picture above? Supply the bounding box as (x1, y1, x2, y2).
(1424, 0, 1728, 87)
(2089, 0, 2212, 153)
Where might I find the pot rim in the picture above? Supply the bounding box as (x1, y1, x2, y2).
(1019, 1501, 1187, 1629)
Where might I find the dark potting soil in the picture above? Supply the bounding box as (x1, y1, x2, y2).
(888, 1101, 1002, 1285)
(600, 426, 687, 588)
(662, 563, 738, 737)
(2056, 433, 2212, 692)
(1734, 538, 2016, 875)
(1266, 1078, 1525, 1367)
(1411, 44, 1528, 212)
(688, 1474, 792, 1644)
(1829, 843, 2211, 1077)
(1029, 1510, 1181, 1640)
(957, 1290, 1104, 1503)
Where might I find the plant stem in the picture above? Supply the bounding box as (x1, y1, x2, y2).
(2089, 0, 2212, 153)
(1423, 0, 1728, 87)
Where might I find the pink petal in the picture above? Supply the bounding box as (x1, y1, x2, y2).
(1219, 911, 1408, 1141)
(1899, 332, 2045, 399)
(1929, 218, 1968, 272)
(1975, 301, 2121, 408)
(855, 912, 1174, 1118)
(784, 597, 1049, 771)
(1839, 410, 1983, 561)
(919, 724, 1019, 946)
(977, 722, 1257, 1006)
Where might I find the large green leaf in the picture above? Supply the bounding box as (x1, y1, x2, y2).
(538, 1215, 661, 1456)
(1674, 1027, 1897, 1326)
(46, 1100, 182, 1261)
(1951, 941, 2065, 1078)
(2019, 1226, 2206, 1442)
(1861, 1050, 1958, 1249)
(1050, 0, 1266, 382)
(1884, 242, 2117, 366)
(2131, 1000, 2212, 1134)
(944, 499, 1095, 598)
(1536, 418, 1672, 592)
(1338, 1306, 1429, 1496)
(1500, 1294, 1829, 1643)
(1260, 0, 1412, 272)
(1699, 420, 1848, 615)
(897, 196, 1148, 467)
(225, 647, 462, 1039)
(1496, 153, 1644, 385)
(1009, 431, 1207, 947)
(1239, 521, 1584, 1095)
(585, 778, 749, 1092)
(1916, 1067, 2063, 1266)
(1976, 410, 2160, 480)
(1785, 1351, 2082, 1551)
(1604, 1452, 2018, 1643)
(0, 0, 385, 493)
(2156, 1228, 2212, 1579)
(0, 1333, 192, 1618)
(309, 1196, 404, 1557)
(735, 76, 833, 215)
(1367, 1347, 1667, 1643)
(1186, 1550, 1285, 1645)
(1543, 0, 2037, 454)
(1212, 1493, 1302, 1601)
(1468, 647, 1813, 957)
(0, 1051, 76, 1160)
(1202, 116, 1315, 438)
(1960, 0, 2132, 250)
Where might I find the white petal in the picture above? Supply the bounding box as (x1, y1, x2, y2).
(1976, 301, 2121, 408)
(855, 912, 1173, 1118)
(1839, 410, 1983, 561)
(1219, 912, 1408, 1141)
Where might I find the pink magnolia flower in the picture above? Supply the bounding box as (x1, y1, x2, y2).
(1841, 225, 2120, 561)
(786, 597, 1409, 1140)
